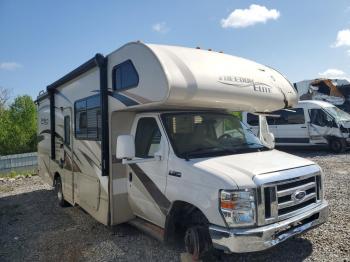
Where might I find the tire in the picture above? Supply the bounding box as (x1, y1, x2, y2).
(54, 176, 68, 207)
(184, 225, 212, 261)
(329, 138, 346, 153)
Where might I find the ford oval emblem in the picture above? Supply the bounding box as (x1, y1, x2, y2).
(293, 190, 306, 201)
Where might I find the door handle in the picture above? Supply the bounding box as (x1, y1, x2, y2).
(168, 170, 182, 177)
(129, 172, 132, 182)
(300, 126, 307, 129)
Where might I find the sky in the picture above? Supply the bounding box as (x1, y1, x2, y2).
(0, 0, 350, 100)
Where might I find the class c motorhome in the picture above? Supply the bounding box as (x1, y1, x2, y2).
(243, 100, 350, 153)
(36, 42, 328, 259)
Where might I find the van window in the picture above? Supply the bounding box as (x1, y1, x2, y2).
(309, 109, 333, 127)
(246, 113, 275, 126)
(75, 95, 101, 140)
(274, 109, 305, 125)
(113, 60, 139, 90)
(64, 116, 70, 145)
(135, 118, 161, 158)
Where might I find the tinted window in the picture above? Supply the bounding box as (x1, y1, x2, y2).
(113, 60, 139, 90)
(247, 113, 259, 126)
(135, 118, 161, 158)
(274, 109, 305, 125)
(64, 116, 70, 145)
(246, 113, 275, 126)
(75, 95, 101, 140)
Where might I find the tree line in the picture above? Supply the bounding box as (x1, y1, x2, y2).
(0, 87, 37, 156)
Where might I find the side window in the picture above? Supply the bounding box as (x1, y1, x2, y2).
(274, 110, 287, 125)
(285, 108, 305, 124)
(309, 109, 332, 127)
(135, 118, 161, 158)
(75, 95, 101, 140)
(247, 113, 258, 126)
(113, 60, 139, 91)
(274, 109, 305, 125)
(247, 113, 275, 126)
(64, 116, 70, 145)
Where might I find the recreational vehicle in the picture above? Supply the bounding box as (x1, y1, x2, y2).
(36, 42, 328, 259)
(243, 100, 350, 153)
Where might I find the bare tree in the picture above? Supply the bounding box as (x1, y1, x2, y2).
(0, 86, 11, 109)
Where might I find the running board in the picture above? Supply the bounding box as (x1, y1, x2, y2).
(128, 217, 165, 242)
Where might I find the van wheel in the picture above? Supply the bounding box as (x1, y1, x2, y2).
(329, 138, 346, 153)
(54, 176, 68, 207)
(184, 225, 212, 261)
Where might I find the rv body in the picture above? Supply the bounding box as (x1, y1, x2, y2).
(37, 42, 328, 257)
(243, 100, 350, 153)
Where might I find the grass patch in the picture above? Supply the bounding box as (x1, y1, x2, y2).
(0, 170, 37, 179)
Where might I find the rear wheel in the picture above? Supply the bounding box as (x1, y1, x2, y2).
(329, 138, 346, 153)
(54, 176, 68, 207)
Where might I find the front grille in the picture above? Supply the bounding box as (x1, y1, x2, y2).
(259, 173, 321, 225)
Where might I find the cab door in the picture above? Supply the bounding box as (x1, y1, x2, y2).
(127, 116, 169, 227)
(59, 109, 74, 203)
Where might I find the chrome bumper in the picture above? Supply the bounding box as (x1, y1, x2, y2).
(209, 201, 328, 253)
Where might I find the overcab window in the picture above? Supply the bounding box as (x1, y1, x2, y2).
(112, 60, 139, 91)
(75, 95, 101, 140)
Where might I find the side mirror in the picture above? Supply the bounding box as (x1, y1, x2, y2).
(116, 135, 135, 160)
(258, 115, 275, 149)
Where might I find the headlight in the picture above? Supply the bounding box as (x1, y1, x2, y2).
(220, 189, 256, 227)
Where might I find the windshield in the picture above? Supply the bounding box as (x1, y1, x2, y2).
(323, 106, 350, 122)
(161, 112, 268, 159)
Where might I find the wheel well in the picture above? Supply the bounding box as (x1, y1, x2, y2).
(164, 201, 209, 243)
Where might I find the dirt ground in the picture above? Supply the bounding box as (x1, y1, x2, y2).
(0, 148, 349, 262)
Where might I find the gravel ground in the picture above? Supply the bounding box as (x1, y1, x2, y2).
(0, 148, 349, 262)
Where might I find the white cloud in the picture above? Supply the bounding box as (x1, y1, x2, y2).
(0, 62, 22, 71)
(221, 4, 280, 28)
(318, 68, 346, 78)
(347, 50, 350, 56)
(152, 22, 169, 33)
(331, 29, 350, 47)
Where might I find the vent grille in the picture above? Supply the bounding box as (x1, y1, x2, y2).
(261, 174, 321, 224)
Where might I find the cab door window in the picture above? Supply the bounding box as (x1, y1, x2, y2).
(135, 118, 161, 158)
(309, 109, 333, 127)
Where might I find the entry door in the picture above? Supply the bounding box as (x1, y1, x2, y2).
(127, 116, 169, 227)
(274, 109, 309, 144)
(59, 109, 74, 202)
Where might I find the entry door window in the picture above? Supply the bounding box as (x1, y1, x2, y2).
(135, 118, 161, 158)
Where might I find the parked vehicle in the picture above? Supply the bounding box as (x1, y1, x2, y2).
(243, 100, 350, 153)
(36, 42, 328, 259)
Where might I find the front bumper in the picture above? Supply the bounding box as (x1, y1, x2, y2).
(209, 201, 328, 253)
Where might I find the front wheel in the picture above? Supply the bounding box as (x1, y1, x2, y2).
(54, 176, 68, 207)
(184, 225, 212, 261)
(329, 138, 346, 153)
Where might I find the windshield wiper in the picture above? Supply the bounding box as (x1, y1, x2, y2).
(182, 146, 237, 160)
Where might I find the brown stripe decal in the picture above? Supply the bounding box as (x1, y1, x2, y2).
(129, 164, 171, 215)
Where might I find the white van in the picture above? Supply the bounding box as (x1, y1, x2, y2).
(36, 42, 328, 259)
(243, 100, 350, 152)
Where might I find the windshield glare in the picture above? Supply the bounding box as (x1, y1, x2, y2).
(162, 113, 267, 159)
(324, 106, 350, 122)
